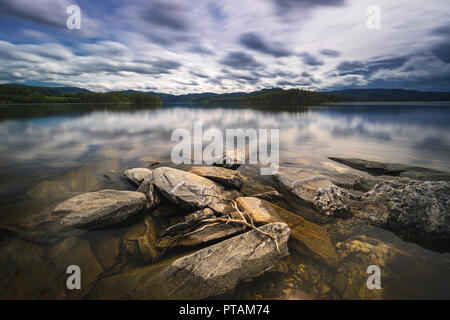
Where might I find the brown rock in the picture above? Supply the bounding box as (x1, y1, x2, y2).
(236, 197, 338, 268)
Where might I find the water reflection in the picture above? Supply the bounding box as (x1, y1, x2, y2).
(0, 102, 449, 299)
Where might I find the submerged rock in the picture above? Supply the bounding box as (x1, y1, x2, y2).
(123, 168, 153, 187)
(151, 167, 229, 214)
(122, 215, 162, 263)
(89, 222, 290, 299)
(47, 237, 103, 299)
(0, 237, 64, 299)
(236, 197, 338, 268)
(90, 232, 121, 270)
(189, 166, 243, 189)
(329, 157, 450, 181)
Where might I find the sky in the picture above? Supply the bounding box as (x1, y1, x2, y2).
(0, 0, 449, 94)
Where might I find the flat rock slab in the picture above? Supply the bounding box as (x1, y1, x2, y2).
(89, 222, 290, 299)
(152, 167, 229, 214)
(329, 157, 450, 181)
(123, 168, 153, 186)
(275, 167, 337, 205)
(236, 197, 338, 268)
(189, 166, 243, 189)
(58, 189, 147, 229)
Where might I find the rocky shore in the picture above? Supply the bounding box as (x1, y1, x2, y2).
(0, 154, 449, 299)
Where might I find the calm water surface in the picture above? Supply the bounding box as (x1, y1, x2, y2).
(0, 102, 449, 299)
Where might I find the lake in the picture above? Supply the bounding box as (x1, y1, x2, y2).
(0, 101, 449, 299)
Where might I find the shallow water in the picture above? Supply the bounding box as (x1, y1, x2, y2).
(0, 101, 449, 299)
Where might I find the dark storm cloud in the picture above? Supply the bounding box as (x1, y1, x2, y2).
(220, 51, 263, 70)
(239, 32, 292, 57)
(0, 0, 67, 29)
(140, 1, 189, 31)
(320, 49, 340, 57)
(299, 52, 324, 66)
(431, 42, 450, 64)
(337, 60, 366, 72)
(337, 57, 408, 76)
(187, 45, 214, 55)
(273, 0, 346, 13)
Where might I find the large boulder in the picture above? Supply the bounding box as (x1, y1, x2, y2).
(189, 166, 243, 189)
(235, 197, 338, 268)
(356, 179, 450, 249)
(315, 179, 450, 251)
(89, 222, 290, 299)
(151, 167, 229, 214)
(123, 168, 153, 187)
(329, 157, 450, 181)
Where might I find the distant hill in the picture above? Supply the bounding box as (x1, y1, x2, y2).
(2, 84, 450, 105)
(330, 89, 450, 101)
(0, 84, 161, 105)
(243, 89, 342, 106)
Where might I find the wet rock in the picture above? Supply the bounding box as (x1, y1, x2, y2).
(123, 168, 153, 187)
(189, 166, 243, 189)
(89, 222, 290, 299)
(328, 220, 450, 299)
(274, 167, 337, 206)
(90, 232, 121, 270)
(213, 148, 248, 170)
(156, 208, 245, 248)
(329, 157, 450, 181)
(137, 179, 161, 210)
(11, 190, 146, 243)
(235, 197, 338, 268)
(47, 237, 103, 299)
(313, 186, 352, 217)
(58, 189, 147, 230)
(240, 175, 283, 202)
(355, 179, 450, 249)
(122, 216, 162, 263)
(151, 167, 229, 214)
(0, 237, 64, 299)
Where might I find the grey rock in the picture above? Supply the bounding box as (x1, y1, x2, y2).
(89, 222, 290, 299)
(329, 157, 450, 181)
(124, 168, 153, 186)
(58, 189, 147, 230)
(274, 167, 337, 205)
(152, 167, 230, 214)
